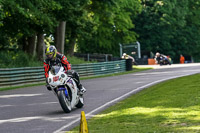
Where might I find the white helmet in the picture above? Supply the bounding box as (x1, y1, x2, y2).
(156, 52, 160, 56)
(123, 53, 127, 56)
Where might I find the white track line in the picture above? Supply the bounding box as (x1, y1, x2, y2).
(54, 72, 199, 133)
(0, 93, 43, 98)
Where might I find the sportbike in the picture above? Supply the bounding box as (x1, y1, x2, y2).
(47, 65, 84, 113)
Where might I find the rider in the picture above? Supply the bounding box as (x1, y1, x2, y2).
(43, 45, 86, 93)
(121, 53, 137, 65)
(155, 52, 171, 65)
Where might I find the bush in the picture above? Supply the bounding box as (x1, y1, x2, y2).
(0, 51, 96, 68)
(0, 51, 13, 67)
(66, 55, 97, 65)
(0, 51, 42, 68)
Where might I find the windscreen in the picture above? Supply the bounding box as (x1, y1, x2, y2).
(50, 66, 61, 75)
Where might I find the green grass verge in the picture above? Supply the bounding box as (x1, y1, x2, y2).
(69, 74, 200, 133)
(0, 67, 152, 91)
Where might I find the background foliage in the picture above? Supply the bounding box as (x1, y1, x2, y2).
(134, 0, 200, 62)
(0, 0, 200, 66)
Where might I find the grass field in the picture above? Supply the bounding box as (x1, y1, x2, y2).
(69, 74, 200, 133)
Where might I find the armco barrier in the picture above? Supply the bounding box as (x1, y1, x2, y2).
(0, 60, 126, 88)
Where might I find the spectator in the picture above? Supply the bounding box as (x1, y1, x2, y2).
(167, 55, 172, 64)
(180, 54, 185, 64)
(121, 53, 137, 65)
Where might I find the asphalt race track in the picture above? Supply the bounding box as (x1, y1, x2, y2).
(0, 64, 200, 133)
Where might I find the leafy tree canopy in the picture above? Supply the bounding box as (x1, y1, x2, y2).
(134, 0, 200, 62)
(78, 0, 142, 56)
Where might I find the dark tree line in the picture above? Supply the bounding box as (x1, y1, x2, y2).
(0, 0, 200, 63)
(134, 0, 200, 62)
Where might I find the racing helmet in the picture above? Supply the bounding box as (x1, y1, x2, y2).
(123, 53, 127, 56)
(156, 52, 160, 56)
(45, 45, 57, 60)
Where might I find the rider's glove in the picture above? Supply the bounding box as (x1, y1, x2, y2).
(67, 70, 73, 77)
(46, 84, 52, 91)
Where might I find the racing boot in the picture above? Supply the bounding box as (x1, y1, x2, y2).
(77, 83, 86, 95)
(73, 77, 86, 94)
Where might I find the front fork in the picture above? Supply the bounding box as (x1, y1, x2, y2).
(57, 87, 68, 97)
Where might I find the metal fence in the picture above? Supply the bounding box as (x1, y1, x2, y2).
(74, 53, 113, 62)
(0, 60, 126, 88)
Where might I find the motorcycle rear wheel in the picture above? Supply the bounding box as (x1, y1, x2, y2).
(76, 96, 84, 108)
(58, 90, 72, 113)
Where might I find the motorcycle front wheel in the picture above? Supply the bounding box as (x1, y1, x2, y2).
(57, 90, 72, 113)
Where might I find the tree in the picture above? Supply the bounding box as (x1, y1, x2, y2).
(55, 21, 66, 54)
(0, 0, 4, 27)
(133, 0, 194, 62)
(0, 0, 60, 56)
(178, 0, 200, 61)
(53, 0, 91, 56)
(36, 34, 45, 61)
(77, 0, 142, 56)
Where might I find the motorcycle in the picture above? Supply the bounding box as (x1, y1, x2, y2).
(155, 56, 171, 66)
(47, 65, 84, 113)
(159, 56, 171, 65)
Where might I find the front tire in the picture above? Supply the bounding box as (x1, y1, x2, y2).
(57, 90, 72, 113)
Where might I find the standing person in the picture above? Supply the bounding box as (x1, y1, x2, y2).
(180, 54, 185, 64)
(167, 55, 172, 64)
(43, 45, 86, 94)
